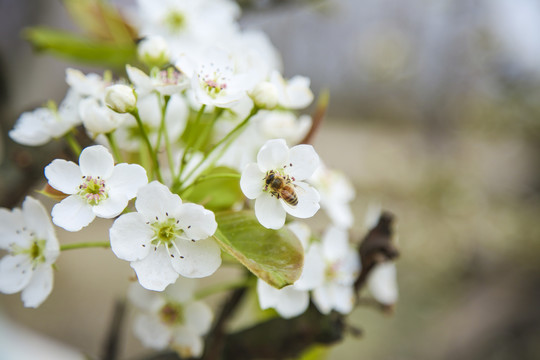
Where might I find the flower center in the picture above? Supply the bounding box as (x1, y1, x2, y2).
(165, 11, 186, 32)
(158, 67, 183, 85)
(159, 302, 185, 325)
(197, 64, 232, 98)
(11, 236, 47, 270)
(149, 217, 189, 260)
(78, 176, 108, 205)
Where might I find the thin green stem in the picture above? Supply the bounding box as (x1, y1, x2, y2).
(195, 278, 253, 300)
(179, 173, 240, 196)
(60, 241, 110, 251)
(181, 106, 259, 187)
(64, 131, 81, 157)
(105, 132, 123, 163)
(130, 108, 163, 182)
(155, 95, 170, 153)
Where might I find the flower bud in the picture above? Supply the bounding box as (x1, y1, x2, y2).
(104, 84, 137, 113)
(249, 81, 279, 109)
(137, 36, 170, 68)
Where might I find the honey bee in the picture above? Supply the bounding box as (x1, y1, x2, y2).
(264, 171, 298, 206)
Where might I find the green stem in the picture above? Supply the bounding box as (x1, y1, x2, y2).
(64, 131, 81, 157)
(60, 241, 110, 251)
(181, 106, 259, 186)
(155, 95, 170, 153)
(180, 173, 240, 196)
(130, 108, 163, 182)
(195, 278, 253, 300)
(105, 132, 123, 163)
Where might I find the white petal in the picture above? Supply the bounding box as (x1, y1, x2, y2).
(128, 282, 165, 311)
(51, 196, 96, 232)
(79, 145, 115, 178)
(22, 197, 55, 243)
(164, 277, 197, 303)
(240, 163, 264, 199)
(131, 247, 179, 291)
(134, 313, 171, 350)
(0, 255, 32, 294)
(321, 226, 349, 262)
(255, 194, 286, 230)
(176, 203, 217, 240)
(287, 144, 319, 181)
(184, 301, 213, 336)
(44, 159, 82, 195)
(92, 194, 129, 218)
(368, 262, 398, 305)
(286, 221, 311, 249)
(9, 109, 54, 146)
(312, 284, 332, 315)
(284, 76, 314, 109)
(171, 327, 204, 358)
(135, 181, 182, 222)
(170, 238, 221, 278)
(126, 65, 152, 96)
(107, 163, 148, 200)
(110, 213, 153, 261)
(275, 286, 309, 319)
(257, 279, 280, 309)
(329, 284, 355, 314)
(257, 139, 289, 172)
(282, 182, 320, 219)
(21, 265, 54, 308)
(0, 208, 24, 249)
(294, 244, 325, 291)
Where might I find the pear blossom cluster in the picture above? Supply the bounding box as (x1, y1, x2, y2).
(1, 0, 398, 357)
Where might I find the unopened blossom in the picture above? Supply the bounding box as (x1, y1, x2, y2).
(137, 35, 170, 68)
(128, 279, 213, 357)
(240, 139, 320, 229)
(368, 262, 398, 305)
(110, 181, 221, 291)
(44, 145, 148, 232)
(312, 226, 361, 315)
(9, 90, 80, 146)
(65, 68, 109, 100)
(256, 222, 324, 318)
(310, 163, 356, 228)
(0, 197, 59, 308)
(127, 64, 188, 97)
(249, 81, 278, 109)
(269, 70, 314, 109)
(104, 84, 137, 113)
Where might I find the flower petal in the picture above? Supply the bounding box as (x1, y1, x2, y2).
(164, 277, 197, 303)
(321, 226, 349, 262)
(44, 159, 82, 195)
(0, 208, 24, 249)
(368, 262, 398, 305)
(171, 327, 204, 358)
(51, 196, 96, 232)
(257, 280, 308, 319)
(133, 313, 171, 350)
(312, 284, 332, 315)
(21, 265, 54, 308)
(79, 145, 115, 178)
(110, 213, 153, 261)
(328, 283, 355, 314)
(0, 255, 32, 294)
(170, 238, 221, 278)
(92, 194, 129, 218)
(240, 163, 264, 199)
(287, 144, 319, 181)
(131, 247, 179, 291)
(107, 163, 148, 200)
(128, 282, 165, 311)
(255, 194, 286, 229)
(176, 203, 217, 240)
(135, 181, 182, 222)
(184, 301, 213, 336)
(257, 139, 289, 172)
(22, 197, 56, 245)
(294, 243, 325, 291)
(282, 182, 320, 219)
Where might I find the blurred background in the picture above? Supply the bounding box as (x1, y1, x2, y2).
(1, 0, 540, 359)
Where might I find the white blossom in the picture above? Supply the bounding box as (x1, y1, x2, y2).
(44, 145, 148, 231)
(126, 64, 188, 97)
(128, 279, 213, 358)
(368, 262, 398, 305)
(109, 181, 221, 291)
(0, 197, 59, 308)
(240, 139, 320, 229)
(270, 70, 314, 109)
(312, 226, 361, 315)
(310, 163, 356, 228)
(104, 84, 137, 113)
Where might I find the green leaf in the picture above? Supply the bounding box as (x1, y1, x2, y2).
(24, 27, 136, 68)
(214, 210, 304, 289)
(182, 167, 243, 212)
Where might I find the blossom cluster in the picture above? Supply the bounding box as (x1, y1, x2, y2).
(2, 0, 398, 357)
